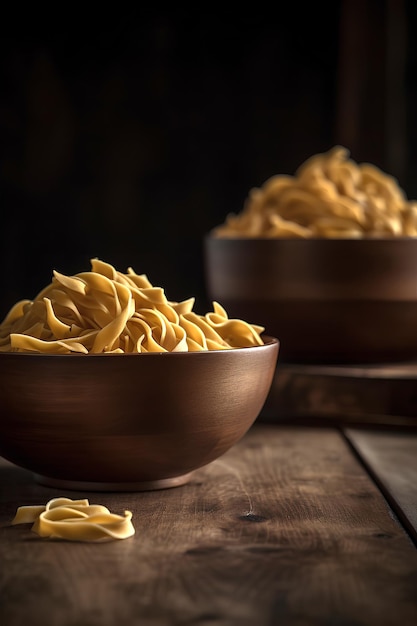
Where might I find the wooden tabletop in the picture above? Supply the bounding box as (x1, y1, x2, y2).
(1, 423, 417, 626)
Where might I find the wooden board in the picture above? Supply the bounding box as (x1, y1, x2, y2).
(345, 428, 417, 542)
(1, 424, 417, 625)
(261, 361, 417, 427)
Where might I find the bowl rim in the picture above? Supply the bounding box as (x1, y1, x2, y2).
(0, 335, 279, 358)
(205, 233, 417, 244)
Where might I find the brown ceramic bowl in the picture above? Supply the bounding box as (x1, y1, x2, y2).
(0, 337, 279, 491)
(204, 236, 417, 364)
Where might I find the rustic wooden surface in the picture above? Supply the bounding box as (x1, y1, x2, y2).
(345, 428, 417, 542)
(1, 424, 417, 626)
(261, 361, 417, 426)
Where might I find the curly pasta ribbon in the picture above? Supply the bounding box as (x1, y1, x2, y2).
(0, 259, 264, 353)
(11, 497, 135, 542)
(213, 146, 417, 238)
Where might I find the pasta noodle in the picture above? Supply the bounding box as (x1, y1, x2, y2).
(11, 497, 135, 542)
(213, 146, 417, 238)
(0, 259, 264, 353)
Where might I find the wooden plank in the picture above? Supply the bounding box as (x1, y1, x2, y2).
(336, 0, 407, 182)
(345, 428, 417, 542)
(261, 361, 417, 426)
(1, 425, 417, 625)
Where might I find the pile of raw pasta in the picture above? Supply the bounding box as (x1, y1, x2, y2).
(213, 146, 417, 238)
(0, 259, 264, 354)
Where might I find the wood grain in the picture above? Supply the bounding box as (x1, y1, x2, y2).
(345, 428, 417, 542)
(262, 361, 417, 426)
(1, 425, 417, 625)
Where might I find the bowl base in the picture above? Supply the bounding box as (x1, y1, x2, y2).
(33, 471, 194, 492)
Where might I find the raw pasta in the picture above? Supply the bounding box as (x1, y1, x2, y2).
(0, 259, 264, 353)
(11, 497, 135, 542)
(213, 146, 417, 238)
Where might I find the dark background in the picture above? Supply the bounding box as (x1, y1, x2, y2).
(1, 1, 416, 318)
